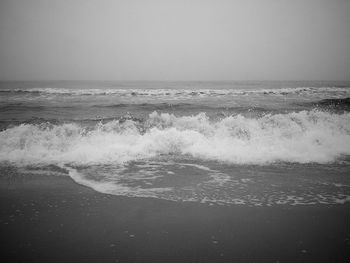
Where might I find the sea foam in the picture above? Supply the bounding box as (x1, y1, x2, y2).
(0, 110, 349, 165)
(1, 86, 349, 97)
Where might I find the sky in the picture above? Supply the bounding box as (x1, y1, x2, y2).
(0, 0, 349, 81)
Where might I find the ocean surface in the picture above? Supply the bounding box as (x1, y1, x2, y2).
(1, 81, 350, 206)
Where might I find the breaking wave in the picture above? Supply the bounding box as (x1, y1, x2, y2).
(1, 110, 349, 166)
(1, 86, 349, 97)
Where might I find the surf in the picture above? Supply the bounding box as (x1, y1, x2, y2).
(0, 110, 349, 166)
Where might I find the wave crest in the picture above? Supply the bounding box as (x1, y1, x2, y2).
(0, 111, 349, 165)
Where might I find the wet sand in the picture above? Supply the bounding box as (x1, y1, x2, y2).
(1, 173, 350, 263)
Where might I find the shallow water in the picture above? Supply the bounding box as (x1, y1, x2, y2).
(1, 81, 350, 206)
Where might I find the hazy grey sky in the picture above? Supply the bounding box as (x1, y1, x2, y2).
(0, 0, 349, 81)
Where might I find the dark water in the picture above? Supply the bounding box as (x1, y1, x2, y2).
(1, 81, 350, 206)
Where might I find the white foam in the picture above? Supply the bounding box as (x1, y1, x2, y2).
(3, 86, 350, 97)
(0, 111, 349, 165)
(63, 165, 172, 198)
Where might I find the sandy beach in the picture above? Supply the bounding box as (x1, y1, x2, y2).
(1, 172, 350, 263)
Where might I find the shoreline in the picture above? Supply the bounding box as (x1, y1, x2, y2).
(1, 173, 350, 262)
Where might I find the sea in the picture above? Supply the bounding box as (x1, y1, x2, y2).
(1, 80, 350, 206)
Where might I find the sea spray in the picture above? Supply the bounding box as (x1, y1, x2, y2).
(1, 110, 349, 165)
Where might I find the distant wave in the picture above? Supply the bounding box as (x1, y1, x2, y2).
(293, 97, 350, 112)
(0, 104, 46, 111)
(92, 102, 272, 113)
(0, 102, 276, 117)
(1, 86, 349, 97)
(0, 104, 79, 112)
(315, 98, 350, 109)
(1, 110, 349, 165)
